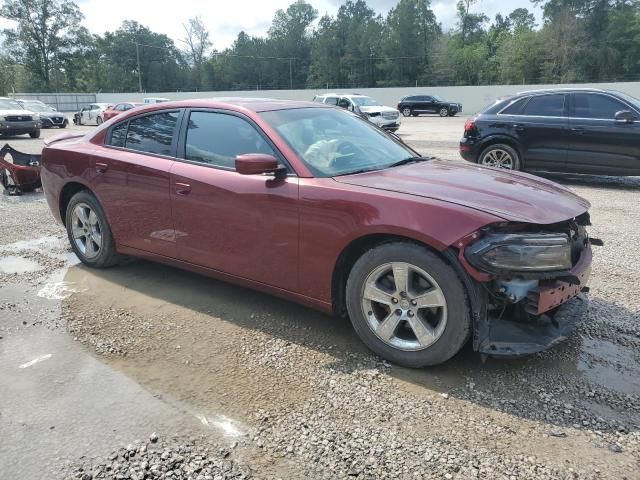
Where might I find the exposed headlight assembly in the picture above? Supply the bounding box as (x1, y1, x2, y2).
(466, 232, 572, 273)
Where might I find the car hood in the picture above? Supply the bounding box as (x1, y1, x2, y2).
(0, 109, 34, 116)
(358, 105, 398, 114)
(38, 111, 64, 117)
(334, 160, 590, 224)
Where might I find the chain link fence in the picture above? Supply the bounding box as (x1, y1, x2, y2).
(9, 93, 97, 112)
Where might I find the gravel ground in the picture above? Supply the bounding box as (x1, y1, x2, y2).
(1, 118, 639, 479)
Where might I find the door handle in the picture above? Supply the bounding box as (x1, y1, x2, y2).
(513, 124, 525, 132)
(95, 162, 108, 173)
(174, 182, 191, 195)
(571, 127, 586, 135)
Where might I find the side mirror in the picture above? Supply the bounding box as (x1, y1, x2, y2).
(235, 153, 281, 175)
(615, 110, 635, 123)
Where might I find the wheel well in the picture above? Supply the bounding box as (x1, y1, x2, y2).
(331, 234, 444, 318)
(59, 182, 88, 226)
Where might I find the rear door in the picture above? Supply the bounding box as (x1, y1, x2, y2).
(93, 110, 182, 257)
(420, 96, 436, 113)
(568, 92, 640, 175)
(513, 93, 569, 172)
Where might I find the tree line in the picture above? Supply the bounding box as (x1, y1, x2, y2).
(1, 0, 639, 95)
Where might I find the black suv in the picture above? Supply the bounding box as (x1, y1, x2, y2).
(397, 95, 462, 117)
(460, 88, 640, 176)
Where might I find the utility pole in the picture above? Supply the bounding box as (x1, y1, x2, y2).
(135, 41, 143, 93)
(289, 58, 293, 90)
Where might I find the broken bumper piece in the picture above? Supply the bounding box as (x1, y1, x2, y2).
(478, 293, 589, 356)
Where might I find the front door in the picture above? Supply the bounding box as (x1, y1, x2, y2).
(567, 92, 640, 175)
(92, 110, 181, 257)
(515, 93, 569, 172)
(170, 110, 299, 291)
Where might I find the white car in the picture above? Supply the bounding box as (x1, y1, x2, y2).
(313, 93, 401, 132)
(73, 103, 112, 126)
(143, 97, 169, 104)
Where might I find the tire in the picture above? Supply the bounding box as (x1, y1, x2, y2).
(65, 190, 122, 268)
(346, 242, 470, 367)
(61, 120, 68, 129)
(29, 129, 40, 139)
(401, 107, 412, 117)
(478, 143, 521, 170)
(439, 107, 449, 117)
(96, 116, 103, 126)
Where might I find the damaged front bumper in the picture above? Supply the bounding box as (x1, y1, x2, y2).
(453, 216, 596, 358)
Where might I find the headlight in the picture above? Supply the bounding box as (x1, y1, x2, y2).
(466, 233, 572, 272)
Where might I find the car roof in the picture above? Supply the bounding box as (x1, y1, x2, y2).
(121, 97, 330, 113)
(516, 87, 612, 95)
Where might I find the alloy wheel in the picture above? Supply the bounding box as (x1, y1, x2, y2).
(71, 202, 103, 259)
(360, 262, 448, 351)
(439, 108, 449, 117)
(481, 148, 514, 169)
(402, 107, 412, 117)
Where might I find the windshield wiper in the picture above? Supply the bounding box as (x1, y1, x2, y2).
(387, 156, 432, 168)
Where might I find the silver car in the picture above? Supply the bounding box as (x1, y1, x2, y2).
(313, 93, 401, 132)
(0, 97, 41, 138)
(73, 103, 112, 126)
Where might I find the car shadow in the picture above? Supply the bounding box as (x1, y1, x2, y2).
(65, 259, 640, 432)
(537, 172, 640, 191)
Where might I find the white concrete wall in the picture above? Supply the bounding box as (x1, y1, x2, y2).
(96, 81, 640, 115)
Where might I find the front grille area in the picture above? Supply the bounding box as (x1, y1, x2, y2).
(5, 115, 33, 122)
(52, 117, 64, 123)
(382, 111, 399, 120)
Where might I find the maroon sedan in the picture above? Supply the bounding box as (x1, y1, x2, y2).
(102, 102, 144, 122)
(40, 99, 595, 367)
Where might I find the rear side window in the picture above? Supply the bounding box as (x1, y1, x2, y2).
(109, 122, 128, 147)
(324, 97, 339, 105)
(522, 94, 566, 117)
(501, 97, 528, 115)
(125, 111, 179, 156)
(573, 93, 629, 119)
(185, 112, 275, 169)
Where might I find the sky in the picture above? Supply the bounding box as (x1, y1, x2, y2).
(1, 0, 542, 49)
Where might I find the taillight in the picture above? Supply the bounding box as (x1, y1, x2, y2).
(464, 118, 476, 133)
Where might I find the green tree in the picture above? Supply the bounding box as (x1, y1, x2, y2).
(0, 0, 86, 90)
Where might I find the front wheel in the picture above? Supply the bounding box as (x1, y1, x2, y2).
(346, 243, 470, 367)
(479, 144, 521, 170)
(29, 129, 40, 139)
(439, 107, 449, 117)
(96, 116, 103, 126)
(401, 107, 412, 117)
(65, 190, 122, 268)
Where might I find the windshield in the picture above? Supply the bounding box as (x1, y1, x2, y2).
(23, 103, 52, 112)
(260, 107, 418, 177)
(0, 99, 23, 110)
(613, 91, 640, 110)
(351, 96, 380, 107)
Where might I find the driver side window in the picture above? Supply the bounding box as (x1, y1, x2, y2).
(184, 112, 276, 169)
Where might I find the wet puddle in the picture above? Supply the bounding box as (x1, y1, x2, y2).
(578, 337, 640, 395)
(0, 255, 41, 274)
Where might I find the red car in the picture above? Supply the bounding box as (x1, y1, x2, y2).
(40, 99, 595, 367)
(102, 102, 143, 122)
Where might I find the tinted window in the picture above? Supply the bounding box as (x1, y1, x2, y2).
(109, 122, 128, 147)
(422, 96, 433, 102)
(185, 112, 275, 169)
(125, 111, 179, 156)
(324, 97, 339, 105)
(501, 97, 528, 115)
(522, 94, 565, 117)
(573, 93, 629, 119)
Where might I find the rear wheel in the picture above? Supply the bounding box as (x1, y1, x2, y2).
(401, 107, 412, 117)
(346, 243, 470, 367)
(479, 143, 521, 170)
(65, 190, 122, 268)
